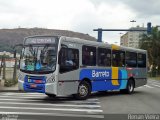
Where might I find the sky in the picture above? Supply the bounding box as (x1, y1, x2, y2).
(0, 0, 160, 44)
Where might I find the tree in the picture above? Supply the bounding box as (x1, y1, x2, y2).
(139, 26, 160, 75)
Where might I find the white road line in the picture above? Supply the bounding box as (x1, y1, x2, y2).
(144, 85, 154, 88)
(0, 106, 103, 113)
(151, 84, 160, 88)
(2, 94, 46, 97)
(1, 94, 46, 97)
(0, 96, 45, 99)
(0, 98, 46, 102)
(148, 80, 160, 83)
(137, 86, 144, 89)
(0, 98, 100, 104)
(0, 96, 98, 102)
(0, 112, 104, 119)
(1, 93, 99, 101)
(148, 81, 160, 85)
(3, 92, 43, 95)
(0, 102, 101, 108)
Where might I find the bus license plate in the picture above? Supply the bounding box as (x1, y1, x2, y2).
(30, 84, 37, 88)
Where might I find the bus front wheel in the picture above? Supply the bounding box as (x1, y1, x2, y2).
(120, 79, 134, 94)
(74, 81, 91, 100)
(46, 93, 56, 98)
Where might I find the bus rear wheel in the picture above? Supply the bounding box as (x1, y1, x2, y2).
(74, 81, 91, 100)
(120, 79, 134, 94)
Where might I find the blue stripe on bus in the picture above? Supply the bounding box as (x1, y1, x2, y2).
(80, 69, 111, 91)
(119, 70, 128, 89)
(80, 69, 128, 91)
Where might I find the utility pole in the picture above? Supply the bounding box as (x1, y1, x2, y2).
(2, 56, 6, 80)
(93, 22, 152, 42)
(13, 50, 17, 84)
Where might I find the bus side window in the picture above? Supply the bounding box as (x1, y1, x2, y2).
(82, 45, 96, 66)
(59, 48, 79, 73)
(98, 48, 111, 67)
(126, 52, 137, 67)
(138, 53, 146, 68)
(112, 50, 125, 67)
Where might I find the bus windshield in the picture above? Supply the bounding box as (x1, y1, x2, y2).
(20, 44, 58, 74)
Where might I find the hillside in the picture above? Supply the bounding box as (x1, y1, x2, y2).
(0, 28, 96, 52)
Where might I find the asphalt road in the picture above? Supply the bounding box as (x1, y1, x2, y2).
(0, 79, 160, 120)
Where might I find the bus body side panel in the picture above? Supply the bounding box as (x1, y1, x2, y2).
(126, 68, 147, 88)
(79, 68, 128, 91)
(57, 70, 80, 96)
(56, 39, 81, 96)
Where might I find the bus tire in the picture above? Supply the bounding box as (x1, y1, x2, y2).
(120, 79, 134, 94)
(46, 93, 56, 98)
(74, 81, 91, 100)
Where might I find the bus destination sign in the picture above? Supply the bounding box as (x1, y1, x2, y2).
(25, 37, 56, 45)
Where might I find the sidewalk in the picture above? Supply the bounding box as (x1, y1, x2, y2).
(0, 79, 19, 92)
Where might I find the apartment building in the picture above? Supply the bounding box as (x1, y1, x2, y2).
(120, 26, 146, 48)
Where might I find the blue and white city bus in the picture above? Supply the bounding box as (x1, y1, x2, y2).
(18, 35, 147, 99)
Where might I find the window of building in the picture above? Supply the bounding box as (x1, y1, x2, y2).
(112, 50, 125, 67)
(98, 48, 111, 66)
(59, 48, 79, 73)
(126, 52, 137, 67)
(138, 53, 146, 68)
(82, 45, 96, 66)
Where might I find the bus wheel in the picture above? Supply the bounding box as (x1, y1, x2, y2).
(120, 79, 134, 94)
(46, 93, 56, 98)
(74, 81, 91, 100)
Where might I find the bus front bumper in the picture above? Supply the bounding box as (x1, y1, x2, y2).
(18, 80, 57, 95)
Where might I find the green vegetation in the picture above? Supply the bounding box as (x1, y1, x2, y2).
(140, 26, 160, 76)
(4, 78, 18, 87)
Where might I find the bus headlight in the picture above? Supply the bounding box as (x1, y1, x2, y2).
(47, 75, 55, 83)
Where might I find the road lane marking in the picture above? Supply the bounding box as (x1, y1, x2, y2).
(148, 82, 160, 85)
(0, 98, 45, 102)
(0, 102, 101, 108)
(0, 96, 100, 104)
(3, 93, 43, 96)
(144, 85, 154, 88)
(0, 112, 104, 118)
(3, 93, 45, 97)
(148, 80, 160, 83)
(151, 84, 160, 88)
(0, 96, 47, 99)
(149, 80, 160, 82)
(137, 86, 143, 89)
(0, 106, 103, 113)
(0, 99, 100, 105)
(0, 93, 98, 101)
(0, 98, 100, 104)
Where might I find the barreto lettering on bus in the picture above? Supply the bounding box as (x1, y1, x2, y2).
(18, 35, 147, 100)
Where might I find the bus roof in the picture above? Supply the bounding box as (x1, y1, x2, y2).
(23, 35, 146, 53)
(63, 36, 147, 53)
